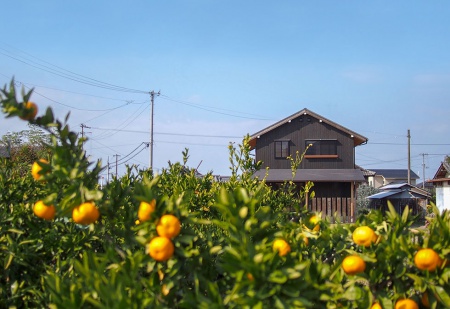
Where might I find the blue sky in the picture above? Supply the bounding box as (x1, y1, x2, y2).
(1, 1, 449, 182)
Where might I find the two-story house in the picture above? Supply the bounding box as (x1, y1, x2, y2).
(249, 108, 368, 222)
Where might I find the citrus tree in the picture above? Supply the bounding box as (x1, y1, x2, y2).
(1, 79, 450, 308)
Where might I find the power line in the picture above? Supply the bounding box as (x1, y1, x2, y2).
(367, 142, 450, 146)
(115, 146, 148, 167)
(32, 88, 130, 112)
(0, 47, 148, 94)
(116, 142, 148, 163)
(160, 95, 272, 120)
(0, 73, 136, 102)
(155, 140, 229, 147)
(91, 103, 150, 140)
(89, 126, 243, 138)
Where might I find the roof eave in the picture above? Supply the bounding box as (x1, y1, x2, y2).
(249, 108, 368, 149)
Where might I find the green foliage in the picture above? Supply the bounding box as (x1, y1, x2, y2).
(356, 184, 379, 216)
(1, 80, 450, 308)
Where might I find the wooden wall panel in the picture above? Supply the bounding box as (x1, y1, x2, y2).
(255, 115, 356, 170)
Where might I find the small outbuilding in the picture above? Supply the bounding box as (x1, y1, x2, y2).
(366, 183, 430, 216)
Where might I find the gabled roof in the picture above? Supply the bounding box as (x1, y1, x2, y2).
(249, 108, 368, 150)
(368, 169, 420, 180)
(356, 165, 376, 177)
(427, 161, 450, 183)
(367, 182, 430, 199)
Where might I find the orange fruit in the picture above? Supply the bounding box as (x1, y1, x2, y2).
(156, 214, 181, 238)
(394, 299, 418, 309)
(148, 236, 174, 261)
(246, 273, 254, 281)
(138, 199, 156, 222)
(353, 226, 378, 247)
(19, 101, 38, 120)
(273, 239, 291, 256)
(309, 215, 320, 231)
(72, 202, 100, 225)
(33, 200, 56, 220)
(414, 248, 441, 271)
(31, 159, 48, 181)
(342, 255, 366, 275)
(370, 303, 382, 309)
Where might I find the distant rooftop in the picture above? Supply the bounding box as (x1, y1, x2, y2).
(368, 169, 420, 180)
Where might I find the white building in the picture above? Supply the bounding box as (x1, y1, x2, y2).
(428, 161, 450, 212)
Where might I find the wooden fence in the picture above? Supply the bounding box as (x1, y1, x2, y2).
(308, 197, 355, 223)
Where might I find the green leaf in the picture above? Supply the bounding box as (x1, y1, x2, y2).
(268, 270, 288, 284)
(4, 253, 14, 270)
(432, 285, 450, 306)
(401, 205, 410, 223)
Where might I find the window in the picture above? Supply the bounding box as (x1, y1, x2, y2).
(275, 140, 290, 158)
(305, 139, 338, 158)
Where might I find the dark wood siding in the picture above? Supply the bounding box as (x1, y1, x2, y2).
(255, 115, 356, 169)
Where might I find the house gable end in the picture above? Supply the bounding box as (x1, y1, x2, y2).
(249, 108, 368, 150)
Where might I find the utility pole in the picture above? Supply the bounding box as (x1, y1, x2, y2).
(80, 123, 91, 139)
(421, 153, 428, 189)
(407, 129, 411, 185)
(113, 154, 120, 177)
(107, 156, 110, 183)
(80, 124, 91, 152)
(149, 90, 160, 170)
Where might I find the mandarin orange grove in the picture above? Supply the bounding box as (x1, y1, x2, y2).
(1, 80, 450, 308)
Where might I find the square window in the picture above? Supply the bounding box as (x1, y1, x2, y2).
(275, 141, 289, 158)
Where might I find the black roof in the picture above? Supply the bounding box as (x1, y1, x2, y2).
(368, 169, 420, 180)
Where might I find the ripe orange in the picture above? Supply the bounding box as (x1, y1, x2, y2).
(246, 273, 254, 281)
(342, 255, 366, 275)
(156, 214, 181, 238)
(72, 202, 100, 225)
(138, 199, 156, 222)
(31, 159, 48, 181)
(19, 102, 38, 120)
(414, 248, 442, 271)
(309, 215, 321, 231)
(148, 236, 174, 261)
(370, 303, 382, 309)
(353, 226, 378, 247)
(33, 200, 56, 220)
(273, 239, 291, 257)
(394, 298, 418, 309)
